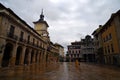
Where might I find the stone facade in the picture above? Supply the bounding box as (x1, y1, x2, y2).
(0, 3, 62, 68)
(66, 35, 95, 62)
(54, 43, 64, 57)
(92, 10, 120, 65)
(54, 43, 64, 61)
(67, 41, 82, 62)
(81, 35, 95, 62)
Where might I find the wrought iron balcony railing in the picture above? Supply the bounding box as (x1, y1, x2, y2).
(7, 32, 18, 40)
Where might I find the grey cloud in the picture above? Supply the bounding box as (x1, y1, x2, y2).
(0, 0, 120, 53)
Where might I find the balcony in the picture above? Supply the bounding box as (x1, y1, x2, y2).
(7, 32, 18, 40)
(19, 38, 26, 43)
(19, 38, 23, 42)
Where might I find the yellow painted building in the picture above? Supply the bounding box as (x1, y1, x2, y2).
(33, 10, 50, 42)
(100, 10, 120, 65)
(54, 43, 64, 57)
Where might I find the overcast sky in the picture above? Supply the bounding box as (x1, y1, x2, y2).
(0, 0, 120, 53)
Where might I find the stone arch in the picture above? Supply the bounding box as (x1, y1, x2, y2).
(2, 43, 13, 67)
(15, 46, 22, 65)
(24, 48, 29, 64)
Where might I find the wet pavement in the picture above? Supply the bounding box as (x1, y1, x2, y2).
(0, 62, 120, 80)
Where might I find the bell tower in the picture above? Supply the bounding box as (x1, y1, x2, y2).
(33, 9, 49, 41)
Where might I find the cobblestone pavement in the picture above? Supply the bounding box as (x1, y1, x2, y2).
(0, 62, 120, 80)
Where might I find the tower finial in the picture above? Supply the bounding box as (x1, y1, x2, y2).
(41, 9, 43, 15)
(40, 9, 44, 21)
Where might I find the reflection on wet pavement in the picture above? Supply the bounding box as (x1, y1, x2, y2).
(0, 62, 120, 80)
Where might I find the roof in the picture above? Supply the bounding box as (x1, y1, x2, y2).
(33, 11, 49, 27)
(92, 9, 120, 35)
(33, 20, 49, 27)
(100, 10, 120, 32)
(54, 43, 64, 48)
(92, 25, 102, 36)
(71, 41, 82, 45)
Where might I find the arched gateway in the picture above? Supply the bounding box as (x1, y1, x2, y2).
(2, 43, 13, 67)
(15, 46, 22, 65)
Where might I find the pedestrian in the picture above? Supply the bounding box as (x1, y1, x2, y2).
(75, 59, 79, 68)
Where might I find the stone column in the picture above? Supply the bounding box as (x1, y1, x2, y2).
(9, 44, 18, 67)
(28, 49, 32, 65)
(0, 39, 6, 68)
(0, 45, 5, 68)
(0, 55, 2, 68)
(41, 50, 44, 64)
(38, 51, 41, 63)
(20, 46, 26, 65)
(47, 53, 50, 63)
(33, 50, 36, 63)
(40, 51, 42, 63)
(37, 51, 40, 63)
(43, 50, 47, 64)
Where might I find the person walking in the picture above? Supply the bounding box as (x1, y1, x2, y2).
(75, 59, 79, 68)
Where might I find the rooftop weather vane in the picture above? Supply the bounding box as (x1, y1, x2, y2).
(40, 9, 44, 21)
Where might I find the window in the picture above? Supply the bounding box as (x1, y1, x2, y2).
(111, 44, 114, 53)
(74, 54, 76, 57)
(108, 45, 110, 53)
(72, 50, 74, 54)
(40, 42, 42, 47)
(76, 51, 77, 53)
(33, 38, 35, 45)
(77, 54, 79, 57)
(106, 36, 108, 41)
(69, 51, 71, 54)
(9, 25, 15, 36)
(105, 47, 107, 54)
(20, 31, 24, 40)
(79, 50, 80, 53)
(103, 38, 105, 42)
(104, 47, 106, 54)
(109, 33, 112, 40)
(37, 41, 39, 47)
(27, 35, 30, 43)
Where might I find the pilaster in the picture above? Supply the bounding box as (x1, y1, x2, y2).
(9, 44, 18, 67)
(28, 49, 32, 65)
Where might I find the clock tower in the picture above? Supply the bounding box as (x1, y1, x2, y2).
(33, 10, 50, 41)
